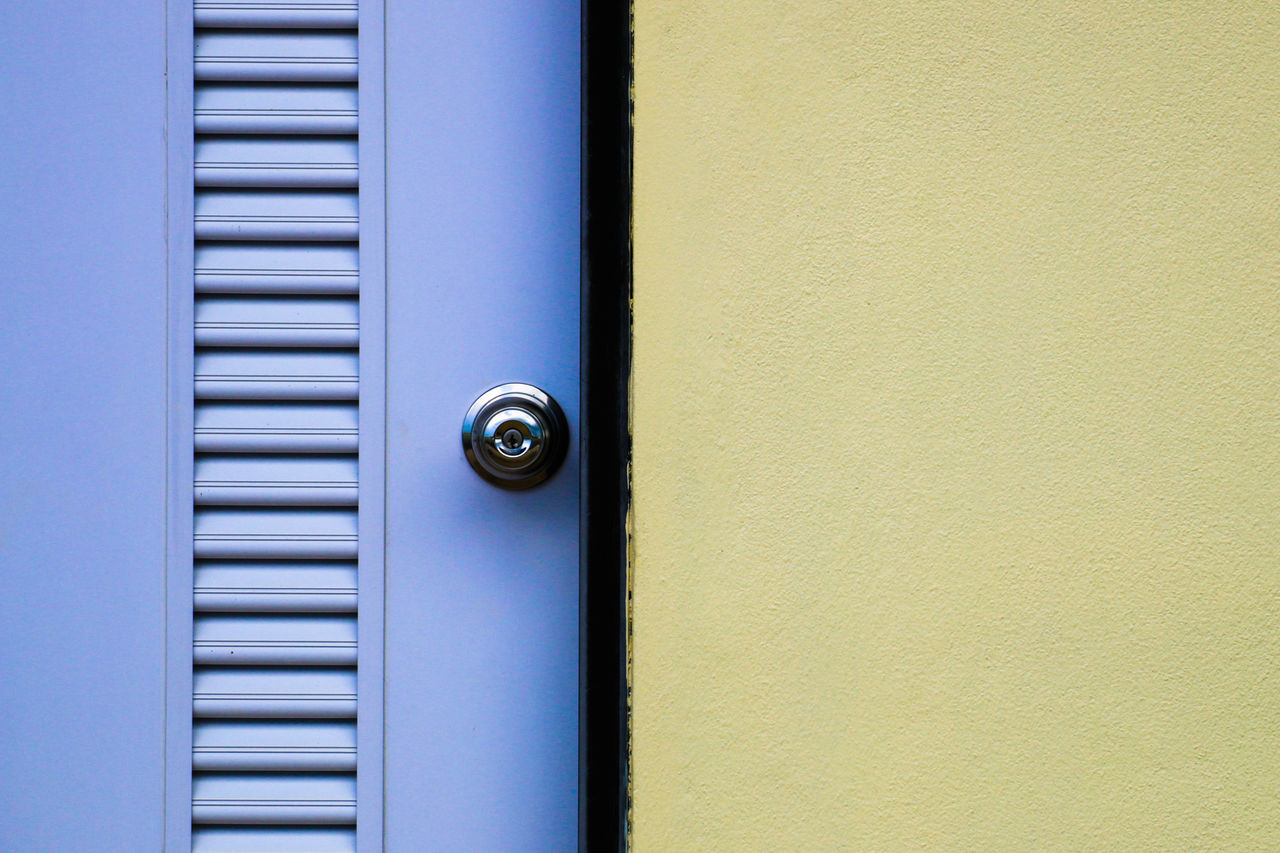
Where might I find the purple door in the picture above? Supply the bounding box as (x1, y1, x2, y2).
(1, 1, 580, 850)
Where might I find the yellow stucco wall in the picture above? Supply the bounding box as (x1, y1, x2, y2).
(631, 2, 1280, 849)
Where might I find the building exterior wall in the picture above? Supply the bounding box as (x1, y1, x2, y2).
(631, 2, 1280, 848)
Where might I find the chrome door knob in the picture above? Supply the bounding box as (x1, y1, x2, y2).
(462, 383, 568, 489)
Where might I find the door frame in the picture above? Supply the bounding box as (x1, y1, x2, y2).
(580, 0, 631, 848)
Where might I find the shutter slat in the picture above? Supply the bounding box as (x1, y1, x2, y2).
(196, 244, 359, 295)
(195, 430, 359, 454)
(191, 803, 356, 826)
(196, 272, 360, 295)
(194, 720, 357, 771)
(193, 749, 357, 773)
(193, 698, 356, 719)
(194, 538, 359, 561)
(196, 84, 358, 135)
(195, 326, 360, 348)
(195, 218, 359, 243)
(195, 379, 359, 401)
(193, 774, 356, 824)
(195, 59, 358, 83)
(195, 165, 358, 189)
(197, 111, 359, 135)
(195, 31, 357, 82)
(195, 563, 358, 613)
(195, 613, 357, 664)
(195, 644, 358, 666)
(196, 591, 358, 613)
(194, 485, 357, 506)
(194, 458, 360, 507)
(195, 2, 358, 30)
(193, 668, 358, 718)
(196, 351, 360, 400)
(193, 827, 355, 853)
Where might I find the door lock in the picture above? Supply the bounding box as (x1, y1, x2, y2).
(462, 383, 568, 490)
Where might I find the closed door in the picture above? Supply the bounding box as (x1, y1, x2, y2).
(384, 2, 581, 849)
(0, 1, 581, 850)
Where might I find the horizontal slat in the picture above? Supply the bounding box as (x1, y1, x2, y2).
(195, 645, 355, 666)
(193, 827, 355, 853)
(196, 429, 358, 454)
(195, 58, 357, 83)
(196, 164, 357, 189)
(196, 667, 357, 694)
(197, 138, 358, 167)
(195, 720, 356, 771)
(195, 591, 357, 613)
(195, 1, 358, 30)
(196, 349, 359, 379)
(196, 402, 358, 453)
(194, 485, 356, 506)
(196, 772, 355, 798)
(195, 31, 357, 82)
(195, 562, 358, 613)
(196, 206, 359, 242)
(196, 109, 358, 135)
(197, 243, 358, 272)
(194, 537, 358, 561)
(194, 774, 355, 824)
(192, 802, 356, 825)
(197, 296, 359, 325)
(196, 270, 359, 295)
(196, 139, 357, 188)
(195, 218, 358, 242)
(194, 30, 357, 60)
(196, 244, 358, 294)
(194, 642, 356, 667)
(196, 350, 359, 401)
(195, 614, 356, 665)
(194, 696, 356, 718)
(196, 84, 357, 135)
(197, 455, 357, 484)
(195, 720, 355, 747)
(196, 378, 358, 401)
(196, 613, 356, 642)
(195, 326, 359, 348)
(193, 747, 357, 772)
(195, 456, 358, 505)
(198, 189, 357, 219)
(197, 296, 358, 347)
(194, 667, 356, 718)
(195, 508, 358, 560)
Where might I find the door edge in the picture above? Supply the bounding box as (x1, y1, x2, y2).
(580, 0, 633, 849)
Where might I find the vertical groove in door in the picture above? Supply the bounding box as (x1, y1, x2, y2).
(190, 4, 370, 850)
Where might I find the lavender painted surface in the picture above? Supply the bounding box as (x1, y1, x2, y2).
(0, 3, 167, 850)
(384, 0, 582, 849)
(0, 1, 580, 847)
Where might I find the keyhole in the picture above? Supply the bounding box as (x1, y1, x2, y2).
(503, 429, 523, 450)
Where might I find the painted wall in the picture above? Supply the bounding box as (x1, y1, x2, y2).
(631, 2, 1280, 849)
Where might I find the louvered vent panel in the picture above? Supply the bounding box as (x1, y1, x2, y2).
(193, 5, 359, 849)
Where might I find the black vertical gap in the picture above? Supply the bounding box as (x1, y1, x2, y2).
(581, 0, 632, 849)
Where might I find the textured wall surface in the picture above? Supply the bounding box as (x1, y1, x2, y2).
(631, 2, 1280, 849)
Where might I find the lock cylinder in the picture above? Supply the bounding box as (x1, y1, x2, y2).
(462, 383, 568, 489)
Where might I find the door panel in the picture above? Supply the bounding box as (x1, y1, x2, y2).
(1, 1, 583, 849)
(0, 4, 167, 850)
(385, 1, 582, 849)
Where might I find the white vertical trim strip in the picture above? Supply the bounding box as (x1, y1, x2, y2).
(165, 0, 197, 846)
(356, 0, 387, 847)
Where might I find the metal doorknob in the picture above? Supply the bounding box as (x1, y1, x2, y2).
(462, 383, 568, 490)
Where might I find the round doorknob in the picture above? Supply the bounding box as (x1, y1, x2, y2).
(462, 383, 569, 490)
